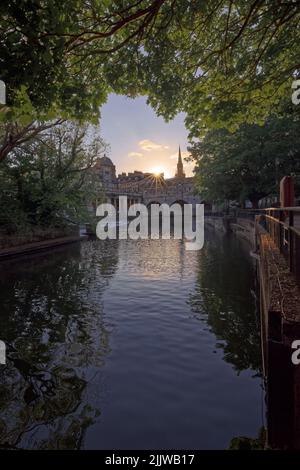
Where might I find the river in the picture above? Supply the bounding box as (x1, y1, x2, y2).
(0, 230, 262, 449)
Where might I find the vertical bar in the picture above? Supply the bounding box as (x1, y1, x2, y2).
(289, 210, 294, 273)
(279, 211, 284, 253)
(295, 230, 300, 284)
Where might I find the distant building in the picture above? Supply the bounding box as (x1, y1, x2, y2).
(93, 156, 116, 191)
(92, 147, 205, 209)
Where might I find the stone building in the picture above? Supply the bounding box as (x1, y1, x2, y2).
(92, 147, 203, 209)
(93, 155, 117, 191)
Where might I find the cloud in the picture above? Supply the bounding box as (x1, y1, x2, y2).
(138, 139, 168, 151)
(128, 151, 144, 158)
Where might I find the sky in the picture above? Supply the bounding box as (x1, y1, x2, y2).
(100, 94, 194, 178)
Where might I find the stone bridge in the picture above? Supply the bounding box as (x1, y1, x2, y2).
(142, 193, 202, 207)
(107, 189, 203, 212)
(95, 147, 206, 213)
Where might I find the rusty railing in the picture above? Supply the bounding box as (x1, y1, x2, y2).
(257, 207, 300, 284)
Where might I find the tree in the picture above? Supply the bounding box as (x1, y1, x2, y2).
(0, 0, 168, 158)
(1, 0, 300, 147)
(0, 0, 166, 120)
(190, 106, 300, 207)
(0, 122, 107, 232)
(135, 0, 300, 136)
(0, 119, 64, 163)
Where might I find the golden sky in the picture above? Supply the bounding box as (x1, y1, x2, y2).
(101, 95, 195, 178)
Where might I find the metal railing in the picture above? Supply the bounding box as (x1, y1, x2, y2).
(235, 209, 261, 221)
(204, 208, 260, 219)
(257, 207, 300, 284)
(205, 207, 300, 284)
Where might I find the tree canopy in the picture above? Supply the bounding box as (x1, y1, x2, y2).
(1, 0, 300, 140)
(190, 105, 300, 207)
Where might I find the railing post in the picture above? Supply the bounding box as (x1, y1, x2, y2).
(279, 211, 284, 253)
(289, 210, 294, 273)
(271, 210, 275, 243)
(295, 215, 300, 283)
(266, 209, 270, 238)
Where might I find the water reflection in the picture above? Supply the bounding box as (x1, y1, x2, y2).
(188, 229, 263, 450)
(189, 231, 261, 374)
(0, 234, 262, 449)
(0, 240, 118, 449)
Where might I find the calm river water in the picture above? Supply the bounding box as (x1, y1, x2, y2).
(0, 230, 262, 449)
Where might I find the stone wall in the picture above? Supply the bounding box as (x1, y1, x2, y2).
(229, 218, 255, 246)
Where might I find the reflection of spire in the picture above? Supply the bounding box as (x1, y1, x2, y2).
(175, 145, 185, 178)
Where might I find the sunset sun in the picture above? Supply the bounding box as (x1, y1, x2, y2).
(150, 166, 170, 177)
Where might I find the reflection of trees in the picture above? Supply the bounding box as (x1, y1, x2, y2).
(189, 231, 261, 374)
(0, 239, 119, 449)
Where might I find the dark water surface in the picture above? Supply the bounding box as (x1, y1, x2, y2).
(0, 231, 262, 449)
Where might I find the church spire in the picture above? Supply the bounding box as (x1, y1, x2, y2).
(178, 145, 182, 163)
(175, 145, 185, 178)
